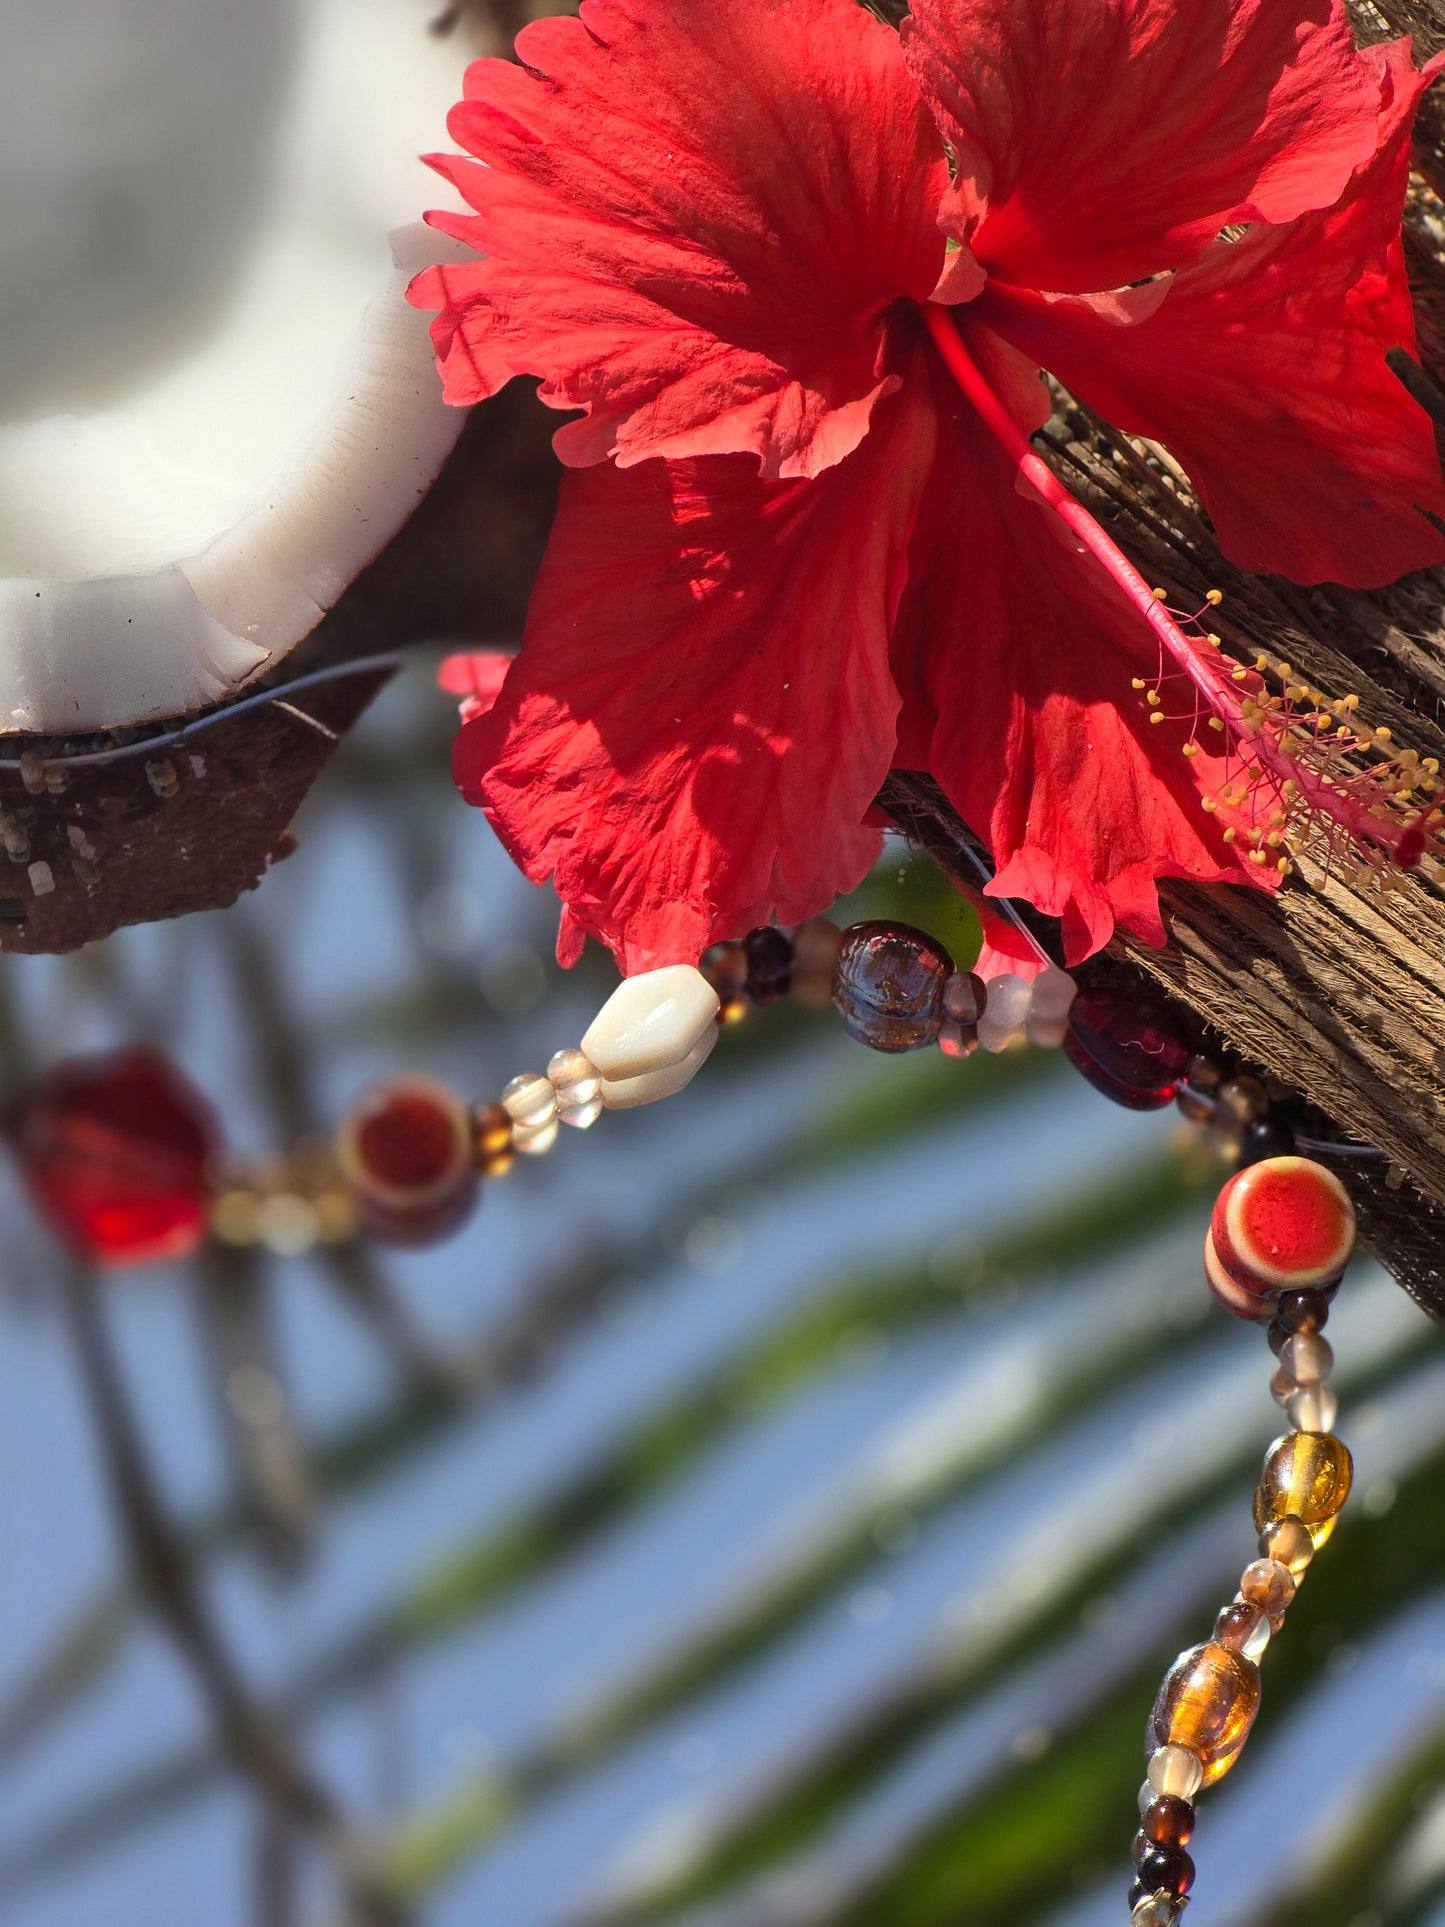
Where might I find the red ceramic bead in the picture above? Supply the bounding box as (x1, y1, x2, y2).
(1203, 1227, 1273, 1322)
(337, 1076, 477, 1245)
(17, 1050, 219, 1265)
(1211, 1156, 1355, 1295)
(1063, 990, 1189, 1110)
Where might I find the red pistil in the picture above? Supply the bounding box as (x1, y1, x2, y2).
(921, 302, 1433, 877)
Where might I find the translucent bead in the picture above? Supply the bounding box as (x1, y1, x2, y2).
(1064, 990, 1190, 1110)
(1213, 1598, 1268, 1658)
(1287, 1382, 1339, 1435)
(1211, 1156, 1356, 1295)
(1147, 1645, 1259, 1787)
(833, 921, 953, 1052)
(548, 1048, 601, 1107)
(1279, 1331, 1334, 1384)
(512, 1114, 559, 1156)
(699, 941, 747, 999)
(1026, 1008, 1071, 1049)
(977, 973, 1032, 1053)
(1137, 1779, 1155, 1817)
(1136, 1844, 1194, 1898)
(1175, 1082, 1217, 1125)
(470, 1102, 515, 1178)
(582, 965, 720, 1079)
(942, 969, 986, 1025)
(1030, 965, 1077, 1019)
(18, 1049, 219, 1265)
(1141, 1795, 1194, 1849)
(501, 1074, 557, 1129)
(558, 1095, 603, 1130)
(1276, 1287, 1331, 1334)
(790, 918, 843, 1008)
(338, 1076, 477, 1245)
(938, 1020, 978, 1059)
(1270, 1365, 1296, 1406)
(1131, 1894, 1185, 1927)
(1240, 1557, 1296, 1615)
(1259, 1516, 1315, 1575)
(1254, 1431, 1353, 1543)
(1146, 1743, 1204, 1802)
(743, 925, 793, 1005)
(1217, 1074, 1269, 1124)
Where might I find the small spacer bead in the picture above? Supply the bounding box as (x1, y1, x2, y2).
(1286, 1382, 1339, 1435)
(502, 1073, 557, 1129)
(1260, 1515, 1315, 1575)
(1279, 1331, 1333, 1384)
(1240, 1557, 1296, 1616)
(1269, 1364, 1296, 1406)
(558, 1094, 603, 1130)
(1147, 1744, 1203, 1802)
(1213, 1597, 1269, 1659)
(470, 1102, 515, 1178)
(1275, 1287, 1331, 1334)
(1216, 1074, 1268, 1124)
(977, 973, 1032, 1053)
(512, 1114, 559, 1156)
(1137, 1845, 1195, 1898)
(547, 1048, 601, 1106)
(743, 925, 793, 1004)
(942, 969, 986, 1026)
(699, 941, 748, 1000)
(1140, 1795, 1194, 1849)
(790, 917, 843, 1007)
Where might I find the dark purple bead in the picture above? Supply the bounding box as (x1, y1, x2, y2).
(1136, 1846, 1195, 1897)
(1063, 989, 1190, 1110)
(743, 926, 793, 1004)
(833, 921, 954, 1053)
(1240, 1116, 1296, 1166)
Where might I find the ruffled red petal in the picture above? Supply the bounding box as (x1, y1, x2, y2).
(903, 0, 1384, 296)
(437, 651, 513, 724)
(978, 42, 1445, 587)
(457, 383, 938, 972)
(896, 344, 1267, 964)
(410, 0, 946, 482)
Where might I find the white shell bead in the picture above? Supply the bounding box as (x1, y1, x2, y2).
(582, 965, 719, 1081)
(501, 1074, 556, 1129)
(599, 1022, 718, 1110)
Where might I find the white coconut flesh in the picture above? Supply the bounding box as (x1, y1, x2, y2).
(0, 0, 469, 735)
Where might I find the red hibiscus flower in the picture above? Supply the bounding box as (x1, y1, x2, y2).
(412, 0, 1445, 973)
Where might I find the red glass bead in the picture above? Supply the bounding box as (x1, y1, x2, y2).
(1062, 990, 1189, 1110)
(338, 1076, 477, 1246)
(1211, 1156, 1355, 1295)
(17, 1050, 219, 1265)
(833, 921, 954, 1052)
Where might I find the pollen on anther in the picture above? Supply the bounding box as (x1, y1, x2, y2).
(1152, 587, 1169, 601)
(1205, 589, 1224, 606)
(1149, 710, 1165, 725)
(1131, 678, 1147, 690)
(1182, 742, 1199, 758)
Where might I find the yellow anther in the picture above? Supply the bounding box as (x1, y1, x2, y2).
(1149, 710, 1165, 725)
(1231, 666, 1249, 682)
(1277, 856, 1291, 873)
(1152, 587, 1168, 601)
(1206, 633, 1222, 647)
(1425, 757, 1440, 774)
(1249, 848, 1268, 864)
(1208, 716, 1225, 731)
(1182, 742, 1199, 758)
(1255, 655, 1270, 673)
(1202, 796, 1218, 812)
(1132, 677, 1147, 689)
(1223, 826, 1237, 842)
(1205, 588, 1224, 605)
(1376, 726, 1393, 744)
(1147, 689, 1161, 704)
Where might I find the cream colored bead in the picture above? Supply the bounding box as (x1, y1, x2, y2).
(582, 965, 719, 1080)
(1287, 1382, 1339, 1435)
(548, 1048, 601, 1106)
(1025, 1009, 1071, 1049)
(977, 973, 1032, 1053)
(513, 1114, 559, 1156)
(1029, 966, 1077, 1019)
(599, 1022, 718, 1109)
(1147, 1743, 1203, 1801)
(1279, 1332, 1333, 1385)
(502, 1073, 557, 1129)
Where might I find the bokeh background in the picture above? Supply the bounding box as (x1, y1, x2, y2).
(0, 664, 1443, 1926)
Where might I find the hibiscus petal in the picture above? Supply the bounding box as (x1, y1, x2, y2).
(457, 384, 937, 972)
(903, 0, 1385, 296)
(409, 0, 946, 482)
(897, 350, 1267, 965)
(978, 42, 1445, 587)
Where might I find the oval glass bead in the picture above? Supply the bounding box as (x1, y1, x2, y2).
(1253, 1431, 1353, 1544)
(832, 921, 954, 1053)
(1063, 990, 1190, 1110)
(1147, 1642, 1260, 1787)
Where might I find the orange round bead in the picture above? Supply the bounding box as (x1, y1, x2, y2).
(1253, 1431, 1353, 1545)
(1147, 1642, 1260, 1787)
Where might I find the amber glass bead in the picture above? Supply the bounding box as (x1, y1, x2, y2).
(1147, 1641, 1260, 1786)
(1137, 1845, 1195, 1898)
(743, 925, 793, 1004)
(470, 1101, 515, 1178)
(1063, 990, 1189, 1110)
(1253, 1431, 1353, 1544)
(1213, 1599, 1268, 1655)
(833, 921, 954, 1052)
(1141, 1795, 1194, 1850)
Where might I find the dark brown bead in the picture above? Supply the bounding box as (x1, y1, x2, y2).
(1141, 1796, 1195, 1849)
(1275, 1287, 1330, 1335)
(832, 920, 954, 1053)
(1212, 1599, 1266, 1654)
(743, 925, 793, 1004)
(1240, 1116, 1295, 1165)
(700, 941, 748, 999)
(1137, 1846, 1195, 1898)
